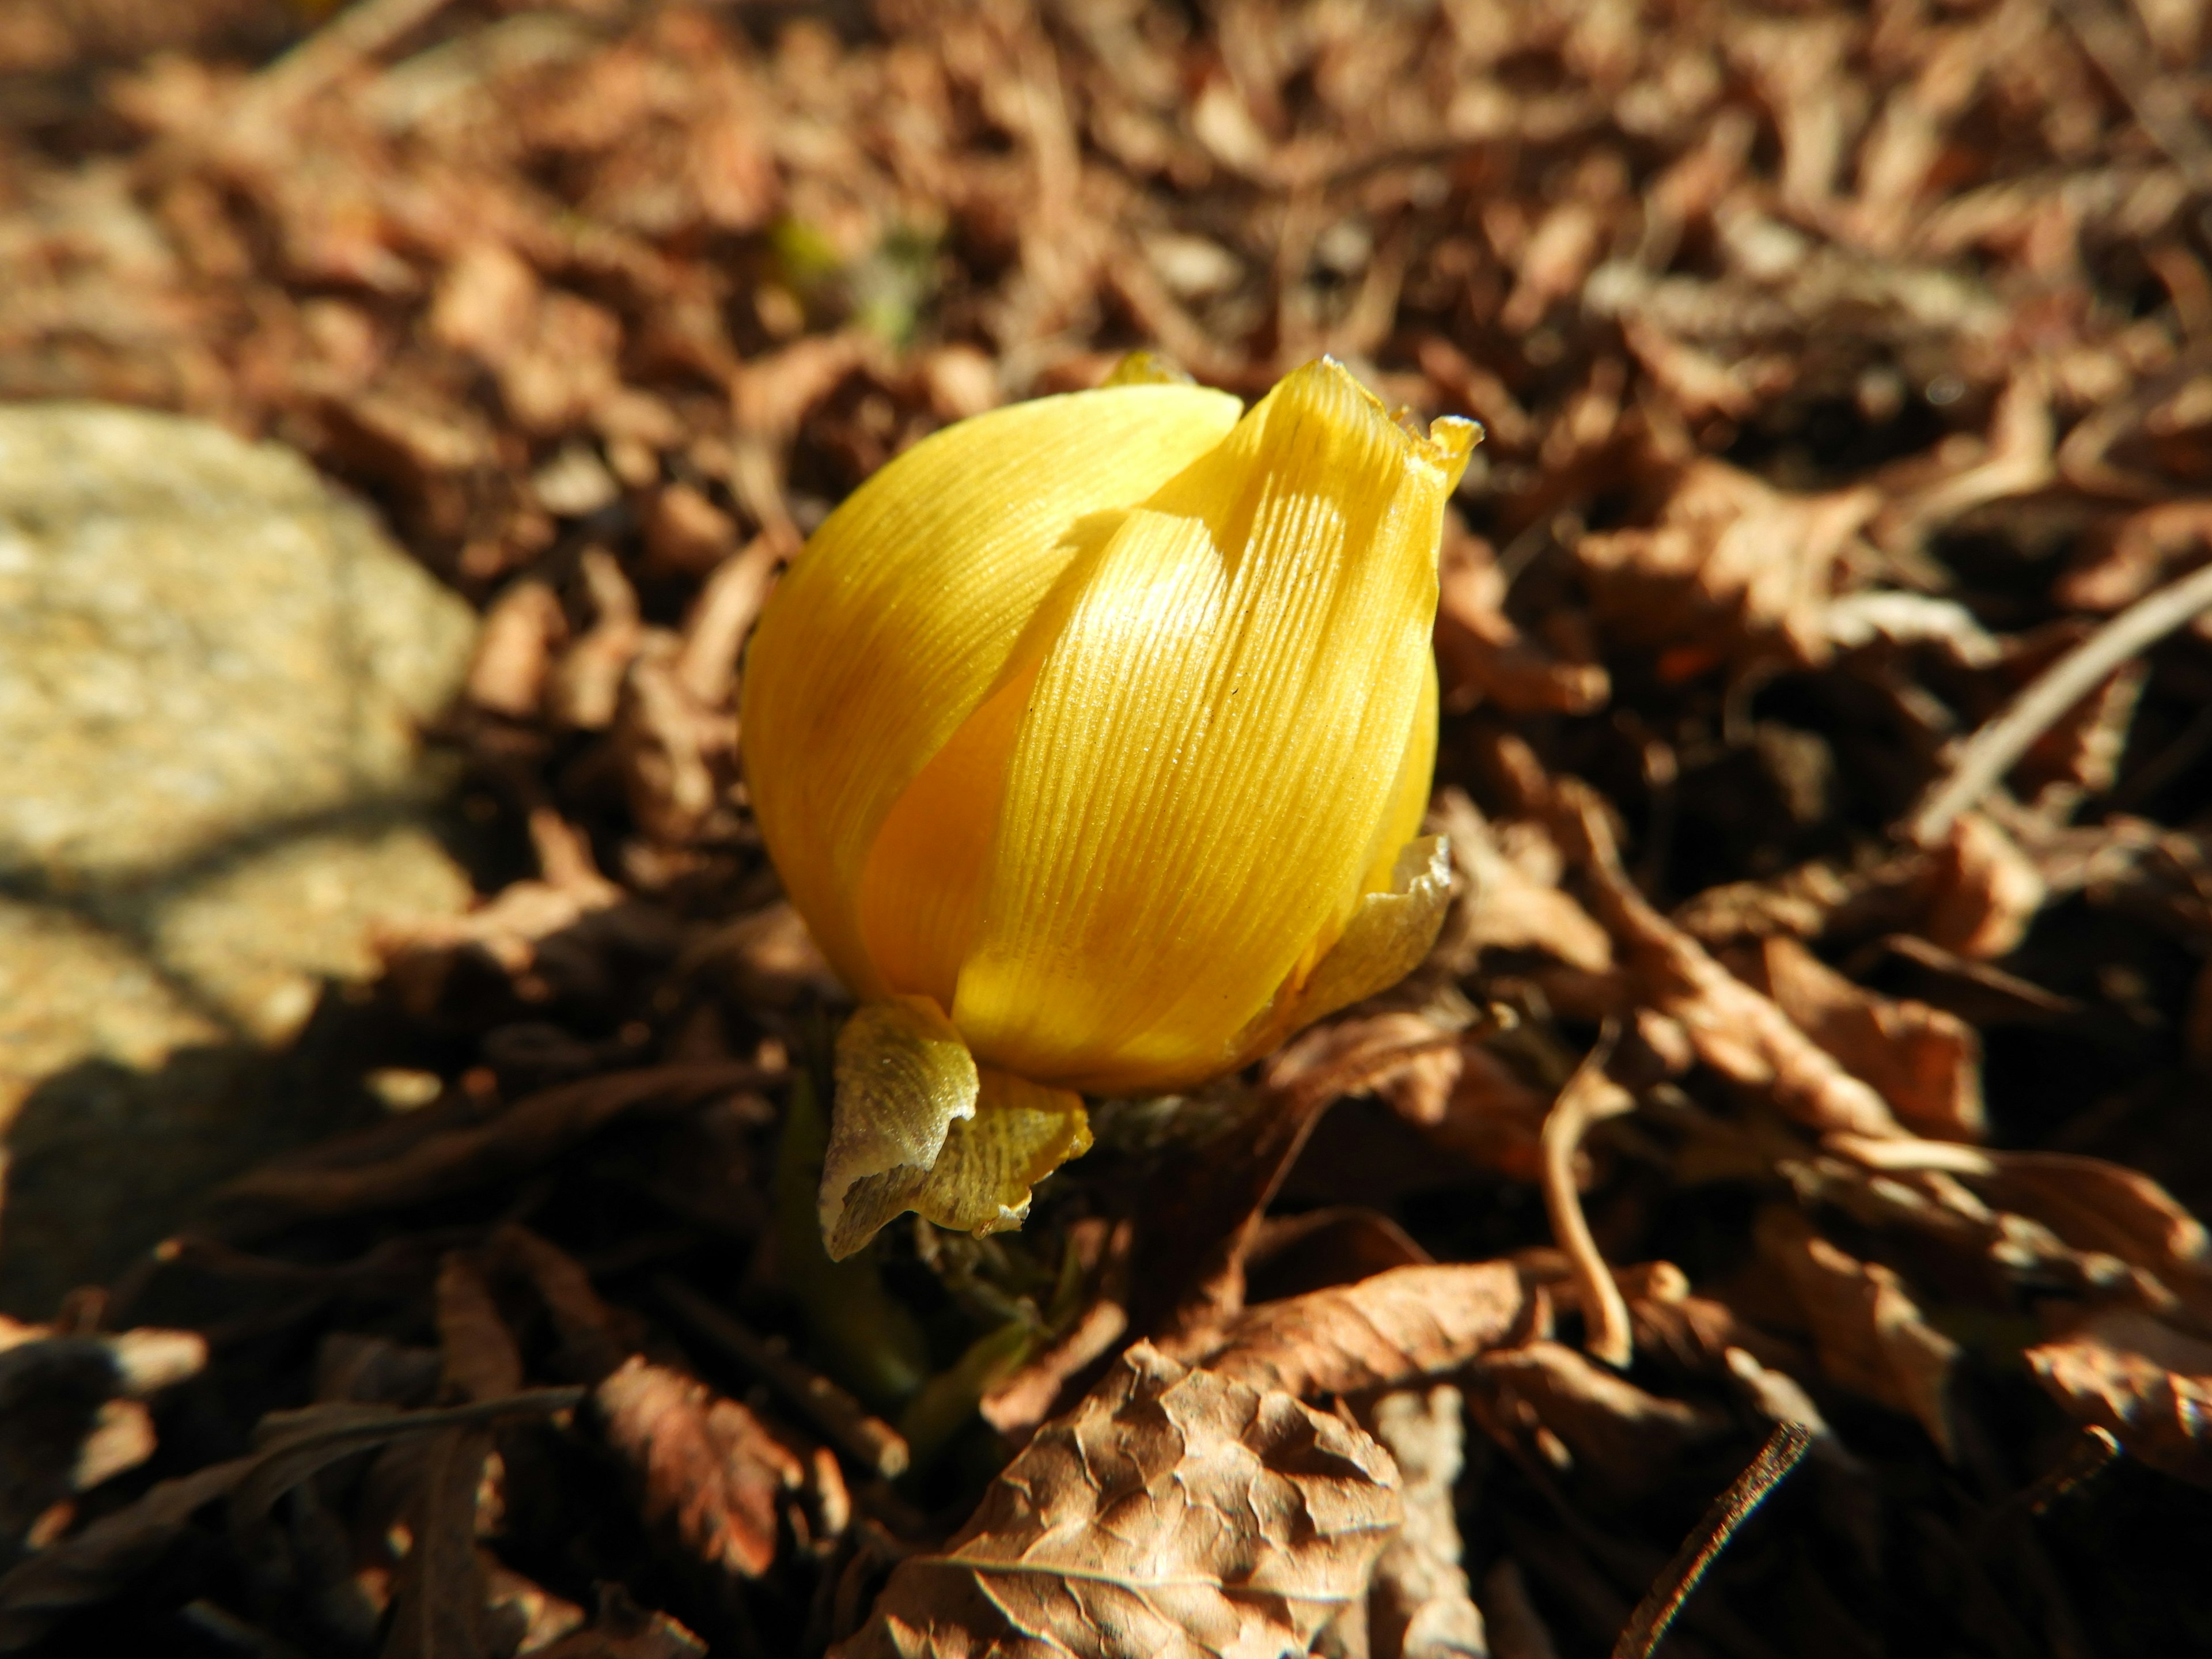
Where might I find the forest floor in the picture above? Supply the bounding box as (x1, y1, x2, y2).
(3, 1, 2212, 1655)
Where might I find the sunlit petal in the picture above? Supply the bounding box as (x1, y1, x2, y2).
(952, 361, 1475, 1093)
(743, 384, 1242, 996)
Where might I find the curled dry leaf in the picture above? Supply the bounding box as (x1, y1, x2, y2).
(594, 1355, 805, 1581)
(1975, 1152, 2212, 1309)
(1573, 459, 1881, 667)
(434, 1253, 525, 1405)
(208, 1065, 770, 1237)
(685, 900, 846, 1010)
(834, 1342, 1402, 1659)
(1207, 1263, 1528, 1401)
(1473, 1341, 1719, 1497)
(1431, 791, 1614, 978)
(1433, 527, 1608, 716)
(524, 1584, 709, 1659)
(2025, 1305, 2212, 1487)
(1245, 1209, 1434, 1305)
(1561, 788, 1906, 1141)
(0, 1457, 252, 1652)
(0, 1323, 206, 1564)
(467, 578, 568, 718)
(2056, 500, 2212, 627)
(1725, 935, 1986, 1142)
(1756, 1207, 1960, 1457)
(1359, 1387, 1486, 1659)
(1920, 810, 2047, 960)
(380, 1425, 497, 1659)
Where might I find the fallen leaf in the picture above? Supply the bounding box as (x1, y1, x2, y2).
(1726, 935, 1986, 1142)
(1433, 528, 1608, 716)
(1472, 1340, 1720, 1497)
(0, 1324, 205, 1566)
(1245, 1209, 1435, 1305)
(1574, 459, 1881, 666)
(834, 1342, 1402, 1659)
(380, 1426, 498, 1659)
(208, 1065, 770, 1237)
(2025, 1305, 2212, 1486)
(1360, 1387, 1486, 1659)
(1756, 1207, 1960, 1457)
(1921, 812, 2048, 959)
(594, 1356, 805, 1581)
(1207, 1263, 1528, 1400)
(1431, 791, 1613, 977)
(434, 1253, 525, 1405)
(0, 1459, 251, 1652)
(524, 1584, 709, 1659)
(1560, 786, 1906, 1141)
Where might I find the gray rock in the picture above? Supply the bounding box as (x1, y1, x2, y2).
(0, 404, 479, 1313)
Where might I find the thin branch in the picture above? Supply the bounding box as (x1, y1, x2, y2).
(1539, 1032, 1637, 1369)
(1907, 557, 2212, 846)
(1612, 1423, 1815, 1659)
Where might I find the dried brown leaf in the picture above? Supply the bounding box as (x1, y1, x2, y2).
(2026, 1306, 2212, 1486)
(207, 1065, 768, 1237)
(0, 1325, 204, 1562)
(380, 1426, 497, 1659)
(1921, 812, 2048, 960)
(1574, 459, 1881, 666)
(1473, 1340, 1720, 1494)
(1433, 530, 1608, 716)
(1206, 1263, 1528, 1400)
(434, 1253, 524, 1405)
(1562, 789, 1906, 1140)
(0, 1457, 252, 1651)
(1246, 1209, 1434, 1305)
(1728, 936, 1986, 1142)
(1756, 1207, 1960, 1457)
(834, 1342, 1402, 1659)
(524, 1585, 707, 1659)
(467, 578, 567, 718)
(594, 1356, 804, 1581)
(1430, 790, 1613, 978)
(1360, 1387, 1486, 1659)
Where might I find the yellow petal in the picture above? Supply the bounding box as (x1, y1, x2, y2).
(742, 384, 1243, 997)
(1237, 834, 1454, 1059)
(821, 995, 979, 1260)
(951, 360, 1476, 1094)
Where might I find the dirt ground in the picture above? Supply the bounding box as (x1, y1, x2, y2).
(3, 1, 2212, 1655)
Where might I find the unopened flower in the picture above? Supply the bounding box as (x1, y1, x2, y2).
(742, 356, 1478, 1256)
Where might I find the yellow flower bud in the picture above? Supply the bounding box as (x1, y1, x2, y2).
(741, 356, 1478, 1256)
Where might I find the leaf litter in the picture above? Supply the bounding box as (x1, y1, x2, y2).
(5, 0, 2212, 1653)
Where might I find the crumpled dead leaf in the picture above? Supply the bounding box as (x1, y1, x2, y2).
(1756, 1207, 1960, 1457)
(1472, 1340, 1721, 1498)
(1359, 1387, 1486, 1659)
(595, 1356, 806, 1581)
(1206, 1263, 1528, 1401)
(1920, 811, 2048, 959)
(834, 1342, 1402, 1659)
(2026, 1305, 2212, 1486)
(1560, 785, 1907, 1141)
(1430, 790, 1614, 979)
(1433, 527, 1608, 715)
(1574, 458, 1882, 667)
(0, 1320, 205, 1568)
(1725, 935, 1986, 1142)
